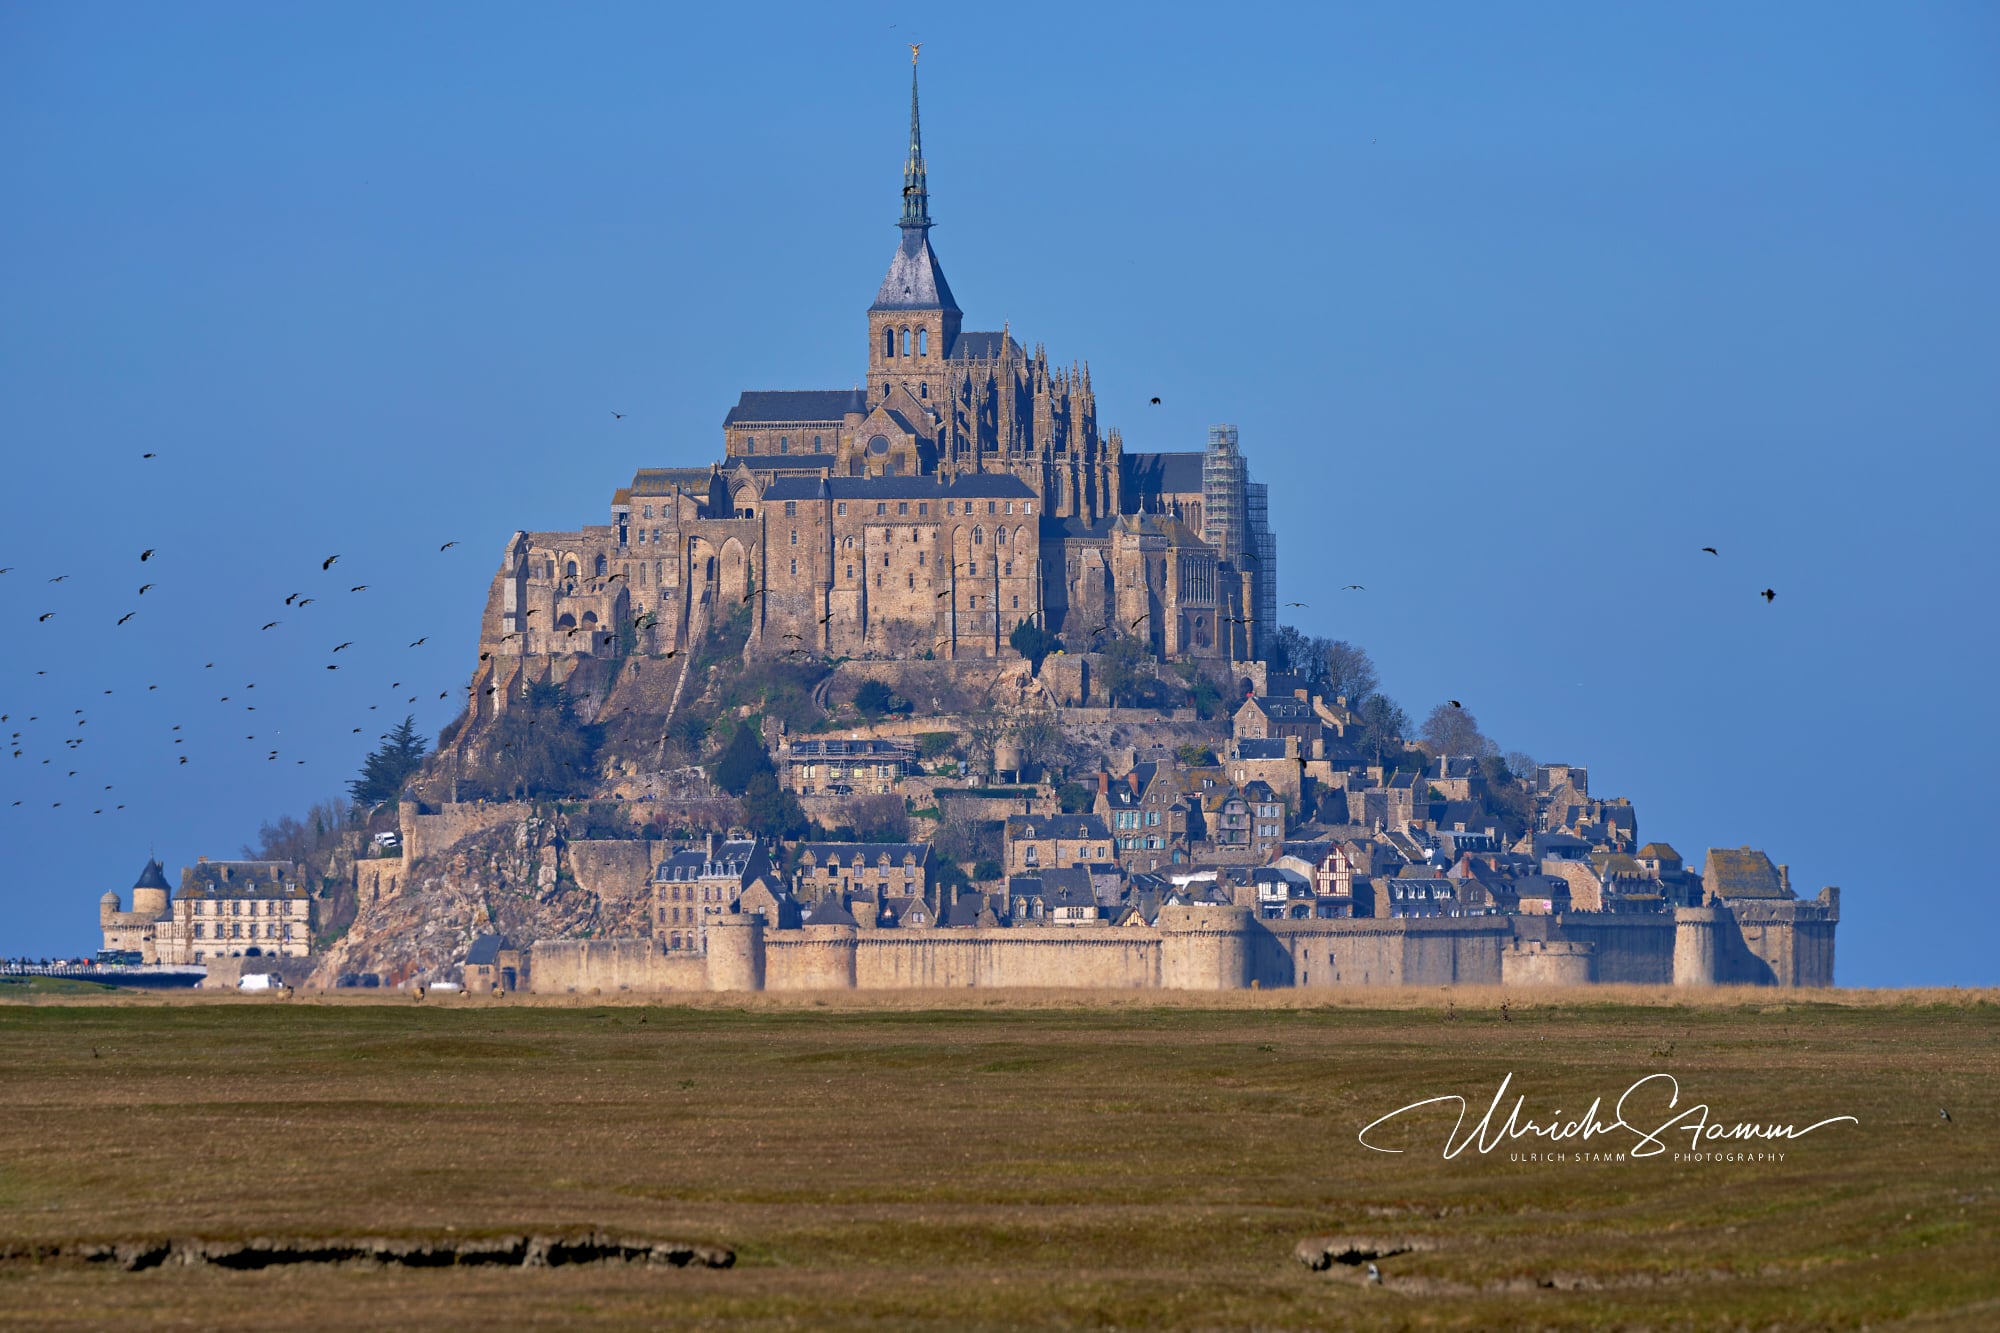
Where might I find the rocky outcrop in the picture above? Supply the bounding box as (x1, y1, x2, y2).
(311, 812, 655, 987)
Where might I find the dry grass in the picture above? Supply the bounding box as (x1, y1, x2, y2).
(1, 989, 1995, 1330)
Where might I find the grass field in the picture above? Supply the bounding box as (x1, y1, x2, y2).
(1, 987, 1995, 1330)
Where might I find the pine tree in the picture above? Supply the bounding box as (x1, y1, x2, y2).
(349, 715, 428, 807)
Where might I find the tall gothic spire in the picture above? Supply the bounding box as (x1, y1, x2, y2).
(872, 46, 957, 315)
(900, 46, 930, 231)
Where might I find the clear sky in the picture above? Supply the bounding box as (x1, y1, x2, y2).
(2, 2, 1995, 984)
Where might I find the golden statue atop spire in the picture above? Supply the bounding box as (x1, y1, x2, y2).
(910, 42, 922, 65)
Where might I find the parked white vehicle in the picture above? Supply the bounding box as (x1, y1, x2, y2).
(238, 973, 279, 992)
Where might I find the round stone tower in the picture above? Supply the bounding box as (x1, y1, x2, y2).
(705, 913, 766, 992)
(1502, 939, 1594, 987)
(1673, 906, 1722, 986)
(130, 857, 172, 921)
(1157, 904, 1253, 990)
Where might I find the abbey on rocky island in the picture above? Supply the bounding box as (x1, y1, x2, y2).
(480, 55, 1275, 668)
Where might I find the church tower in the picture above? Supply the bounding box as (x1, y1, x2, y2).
(867, 49, 960, 410)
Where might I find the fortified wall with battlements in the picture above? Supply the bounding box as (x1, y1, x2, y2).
(531, 892, 1839, 994)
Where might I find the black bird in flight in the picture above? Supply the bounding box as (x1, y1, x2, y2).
(1341, 584, 1365, 591)
(261, 621, 279, 630)
(38, 612, 54, 622)
(1760, 589, 1777, 602)
(1449, 700, 1462, 709)
(138, 584, 153, 595)
(1701, 546, 1718, 555)
(350, 585, 367, 593)
(140, 549, 155, 561)
(1150, 396, 1161, 405)
(298, 597, 314, 606)
(322, 555, 339, 570)
(1284, 601, 1308, 608)
(820, 611, 835, 624)
(332, 642, 352, 652)
(325, 664, 338, 670)
(117, 612, 135, 625)
(439, 541, 459, 550)
(611, 411, 625, 420)
(48, 575, 68, 583)
(285, 593, 299, 605)
(409, 637, 426, 647)
(143, 451, 156, 459)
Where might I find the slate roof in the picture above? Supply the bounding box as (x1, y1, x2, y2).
(762, 473, 1037, 503)
(464, 935, 507, 967)
(723, 389, 869, 426)
(654, 839, 767, 884)
(179, 860, 307, 899)
(1234, 738, 1292, 761)
(948, 330, 1020, 361)
(871, 232, 960, 312)
(133, 858, 171, 891)
(797, 842, 932, 869)
(1005, 814, 1112, 841)
(1035, 866, 1097, 909)
(806, 893, 858, 926)
(630, 467, 718, 493)
(1121, 451, 1206, 497)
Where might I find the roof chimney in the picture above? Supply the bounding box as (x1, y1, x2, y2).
(1779, 863, 1791, 894)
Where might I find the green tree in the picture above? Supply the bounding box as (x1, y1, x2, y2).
(349, 716, 427, 807)
(1009, 619, 1058, 672)
(712, 723, 772, 796)
(466, 682, 602, 800)
(1057, 781, 1094, 814)
(1096, 635, 1150, 707)
(853, 679, 910, 718)
(740, 771, 808, 840)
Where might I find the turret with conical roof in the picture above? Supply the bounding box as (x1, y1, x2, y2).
(131, 856, 171, 920)
(868, 47, 960, 408)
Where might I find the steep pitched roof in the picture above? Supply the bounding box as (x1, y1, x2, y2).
(723, 389, 869, 426)
(948, 330, 1020, 361)
(464, 935, 507, 966)
(1122, 451, 1206, 496)
(871, 232, 959, 312)
(1005, 814, 1112, 841)
(133, 858, 171, 891)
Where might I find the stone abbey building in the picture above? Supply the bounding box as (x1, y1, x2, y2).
(480, 56, 1275, 666)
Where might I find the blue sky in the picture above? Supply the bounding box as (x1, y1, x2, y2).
(2, 2, 1995, 983)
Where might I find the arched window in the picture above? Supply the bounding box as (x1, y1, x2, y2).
(995, 527, 1007, 546)
(883, 327, 895, 358)
(972, 526, 983, 544)
(917, 328, 928, 356)
(565, 560, 578, 579)
(594, 554, 607, 577)
(901, 327, 911, 357)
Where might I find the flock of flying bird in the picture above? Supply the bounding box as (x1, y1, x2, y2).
(3, 452, 475, 818)
(4, 426, 1782, 822)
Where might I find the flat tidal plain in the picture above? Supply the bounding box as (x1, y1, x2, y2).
(0, 986, 1994, 1330)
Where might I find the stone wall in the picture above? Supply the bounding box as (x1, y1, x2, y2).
(527, 899, 1837, 994)
(530, 939, 706, 994)
(399, 799, 533, 864)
